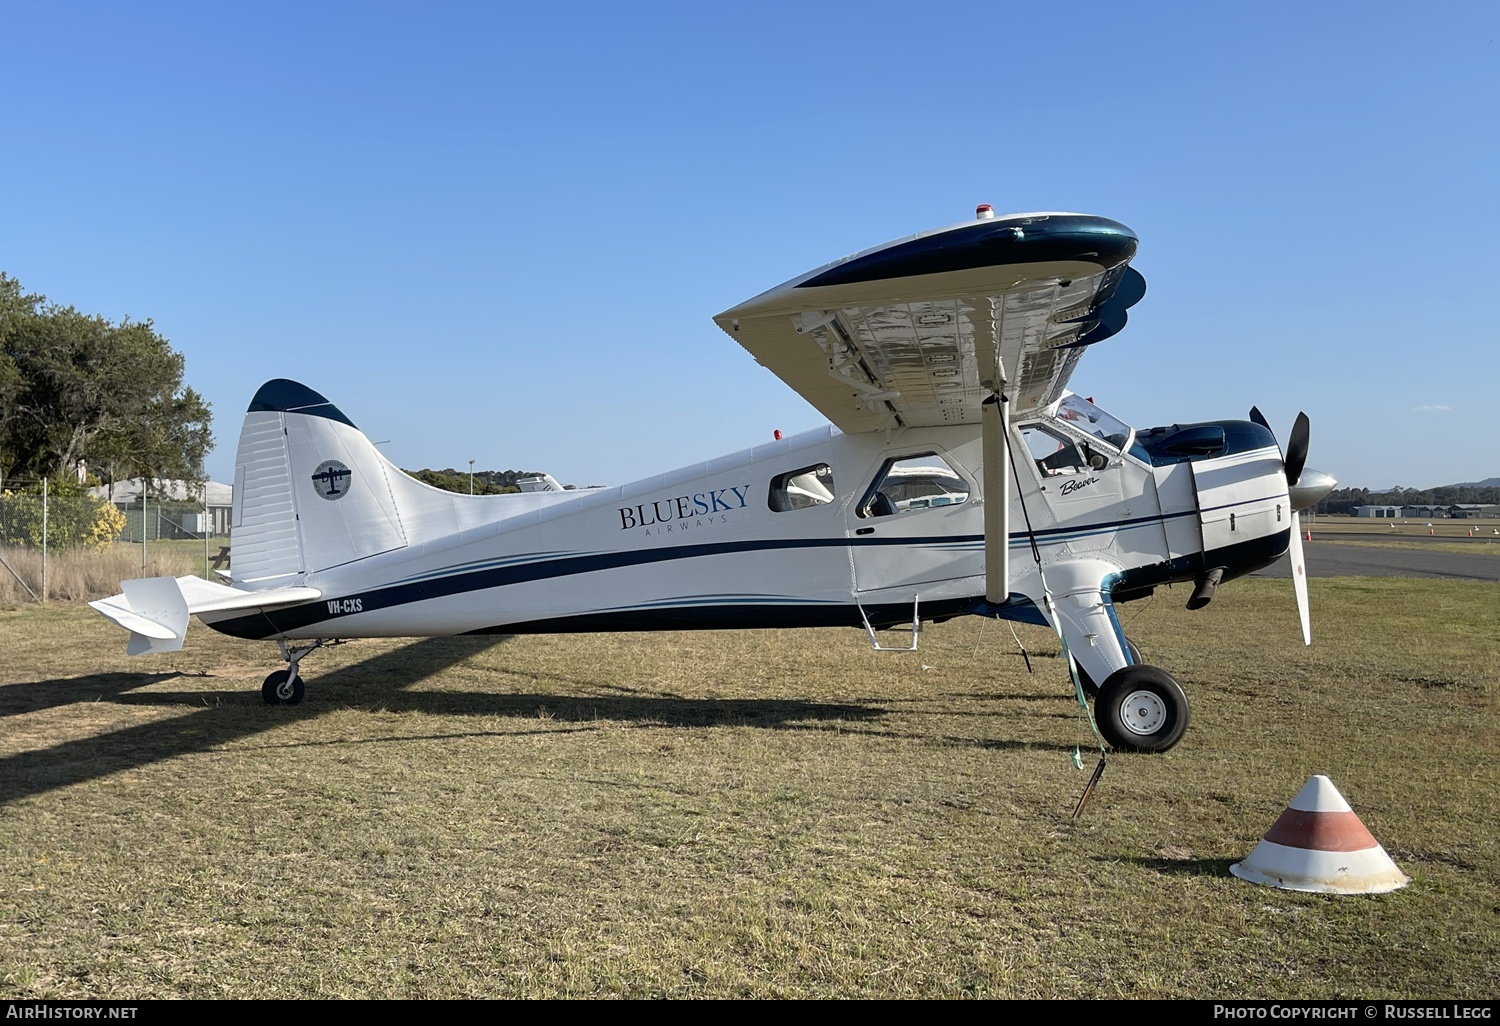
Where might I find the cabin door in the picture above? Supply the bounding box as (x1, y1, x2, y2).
(845, 450, 980, 601)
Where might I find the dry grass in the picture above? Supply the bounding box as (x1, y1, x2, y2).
(0, 576, 1496, 998)
(0, 544, 200, 605)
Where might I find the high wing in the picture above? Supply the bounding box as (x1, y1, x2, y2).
(714, 211, 1145, 433)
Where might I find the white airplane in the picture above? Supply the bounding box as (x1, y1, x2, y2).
(91, 206, 1336, 753)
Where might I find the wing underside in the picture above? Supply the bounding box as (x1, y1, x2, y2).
(715, 212, 1145, 433)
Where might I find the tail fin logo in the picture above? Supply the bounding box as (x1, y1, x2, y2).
(311, 460, 353, 500)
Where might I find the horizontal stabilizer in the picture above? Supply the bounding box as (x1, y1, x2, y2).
(517, 474, 564, 493)
(90, 577, 190, 656)
(90, 576, 322, 656)
(171, 575, 323, 614)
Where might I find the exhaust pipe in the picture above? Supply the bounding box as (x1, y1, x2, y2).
(1187, 567, 1225, 610)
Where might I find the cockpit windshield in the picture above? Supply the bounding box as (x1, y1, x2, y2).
(1054, 394, 1132, 452)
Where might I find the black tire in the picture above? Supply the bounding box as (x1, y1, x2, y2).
(1075, 638, 1143, 699)
(1096, 665, 1189, 753)
(261, 669, 304, 706)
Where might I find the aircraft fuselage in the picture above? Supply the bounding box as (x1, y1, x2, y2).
(202, 403, 1293, 697)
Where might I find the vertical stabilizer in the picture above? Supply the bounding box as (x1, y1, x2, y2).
(230, 380, 407, 585)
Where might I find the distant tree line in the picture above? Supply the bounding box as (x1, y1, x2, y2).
(0, 273, 211, 493)
(1315, 484, 1500, 515)
(402, 467, 552, 495)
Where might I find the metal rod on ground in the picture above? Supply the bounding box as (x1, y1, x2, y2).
(1071, 755, 1108, 819)
(204, 494, 210, 579)
(141, 491, 147, 577)
(41, 478, 47, 602)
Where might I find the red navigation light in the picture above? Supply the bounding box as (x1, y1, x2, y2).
(774, 430, 783, 440)
(976, 204, 994, 219)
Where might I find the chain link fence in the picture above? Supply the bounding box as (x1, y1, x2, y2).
(0, 483, 230, 603)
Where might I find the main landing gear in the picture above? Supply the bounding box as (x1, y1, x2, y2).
(1094, 665, 1190, 753)
(1075, 638, 1143, 699)
(1072, 638, 1191, 753)
(261, 639, 336, 706)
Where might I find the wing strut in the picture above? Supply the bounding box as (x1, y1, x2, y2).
(981, 392, 1010, 604)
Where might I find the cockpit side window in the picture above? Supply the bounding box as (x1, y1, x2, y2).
(857, 453, 971, 518)
(768, 464, 836, 512)
(1021, 424, 1104, 477)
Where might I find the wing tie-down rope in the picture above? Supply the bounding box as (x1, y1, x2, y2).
(999, 400, 1108, 817)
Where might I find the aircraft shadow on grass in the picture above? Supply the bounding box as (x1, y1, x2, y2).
(1094, 855, 1242, 877)
(0, 671, 192, 719)
(3, 635, 1029, 805)
(0, 634, 1085, 805)
(0, 637, 508, 806)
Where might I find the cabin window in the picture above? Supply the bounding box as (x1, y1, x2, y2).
(768, 464, 836, 512)
(857, 453, 970, 518)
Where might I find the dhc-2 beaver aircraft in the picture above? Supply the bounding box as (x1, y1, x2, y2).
(91, 206, 1337, 752)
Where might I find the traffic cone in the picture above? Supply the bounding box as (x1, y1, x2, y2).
(1230, 775, 1409, 894)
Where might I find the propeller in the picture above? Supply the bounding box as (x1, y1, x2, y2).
(1286, 506, 1312, 646)
(1283, 412, 1311, 493)
(1250, 406, 1329, 647)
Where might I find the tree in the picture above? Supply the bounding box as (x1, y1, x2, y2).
(0, 273, 212, 490)
(403, 468, 534, 495)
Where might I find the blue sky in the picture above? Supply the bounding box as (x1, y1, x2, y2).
(3, 2, 1495, 490)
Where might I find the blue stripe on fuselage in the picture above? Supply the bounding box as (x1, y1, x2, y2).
(206, 497, 1271, 640)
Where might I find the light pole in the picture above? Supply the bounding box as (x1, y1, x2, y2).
(469, 460, 475, 495)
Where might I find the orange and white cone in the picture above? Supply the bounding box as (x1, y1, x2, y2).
(1230, 775, 1409, 894)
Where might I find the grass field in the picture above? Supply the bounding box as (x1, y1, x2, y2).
(1302, 517, 1500, 556)
(1309, 516, 1500, 539)
(1, 577, 1496, 999)
(1319, 539, 1500, 556)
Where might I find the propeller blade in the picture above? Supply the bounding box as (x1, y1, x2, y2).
(1288, 510, 1311, 646)
(1249, 406, 1271, 432)
(1283, 412, 1311, 488)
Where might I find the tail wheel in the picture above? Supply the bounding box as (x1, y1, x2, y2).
(1075, 638, 1143, 699)
(1096, 665, 1189, 753)
(262, 669, 305, 706)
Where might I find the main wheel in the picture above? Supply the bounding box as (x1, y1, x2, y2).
(1075, 638, 1143, 699)
(1095, 665, 1189, 753)
(261, 669, 305, 706)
